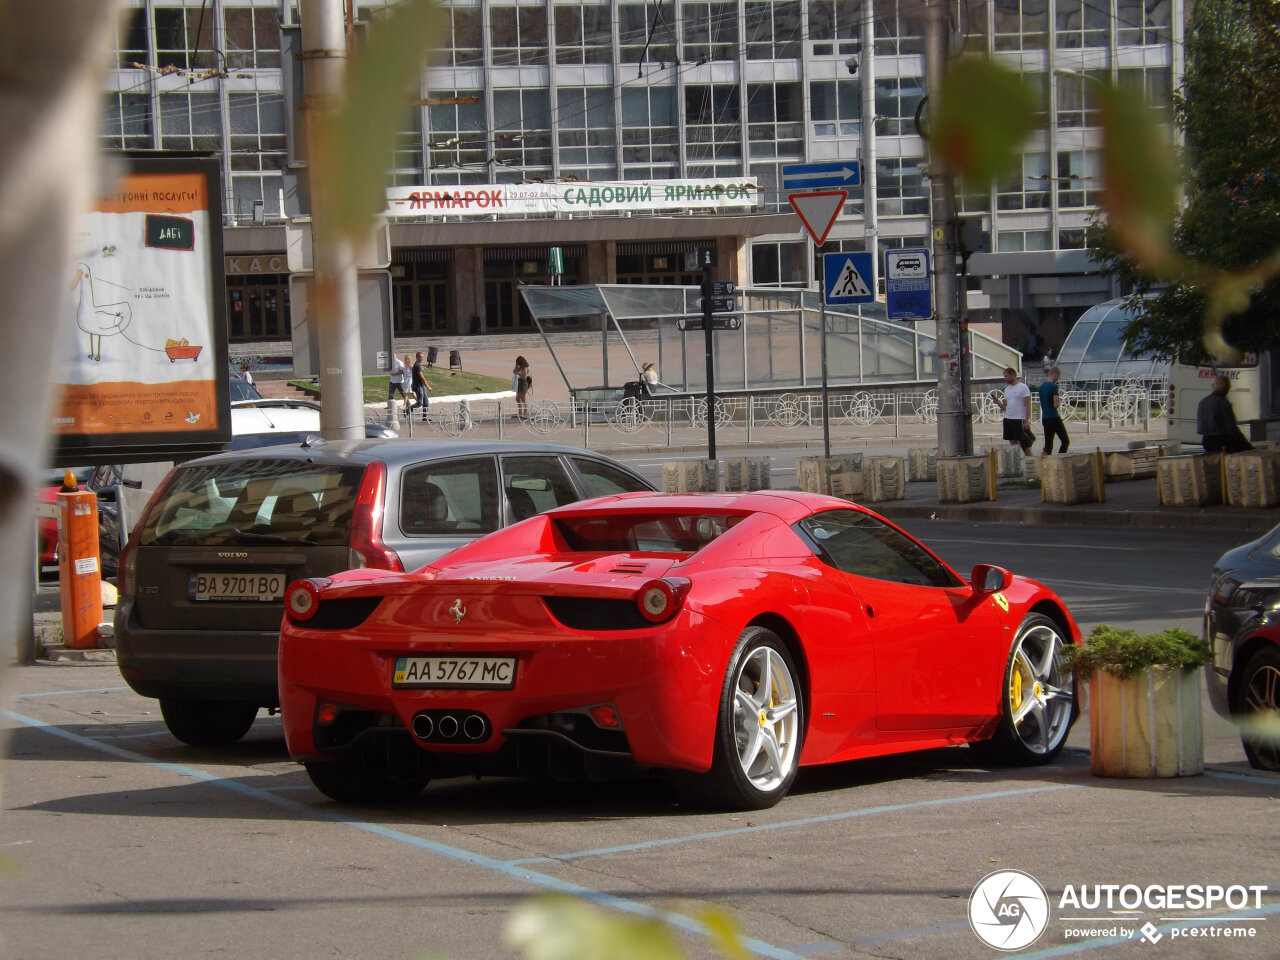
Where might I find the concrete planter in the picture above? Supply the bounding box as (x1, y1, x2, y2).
(1089, 666, 1204, 777)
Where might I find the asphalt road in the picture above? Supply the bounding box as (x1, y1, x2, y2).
(4, 521, 1278, 960)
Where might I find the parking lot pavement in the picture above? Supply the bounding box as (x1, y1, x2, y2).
(2, 662, 1279, 960)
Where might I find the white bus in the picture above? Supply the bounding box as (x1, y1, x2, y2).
(1167, 351, 1280, 445)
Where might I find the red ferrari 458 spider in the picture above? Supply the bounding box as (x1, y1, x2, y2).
(279, 490, 1081, 810)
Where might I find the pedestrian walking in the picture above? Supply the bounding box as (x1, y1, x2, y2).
(238, 363, 254, 386)
(1197, 375, 1253, 453)
(995, 366, 1034, 454)
(1038, 366, 1069, 455)
(1041, 348, 1053, 378)
(411, 351, 432, 421)
(513, 355, 531, 417)
(388, 353, 409, 403)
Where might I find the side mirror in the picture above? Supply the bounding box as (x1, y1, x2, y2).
(972, 564, 1013, 595)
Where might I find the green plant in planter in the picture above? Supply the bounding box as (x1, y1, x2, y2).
(1064, 624, 1212, 679)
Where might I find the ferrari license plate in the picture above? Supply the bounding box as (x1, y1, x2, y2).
(393, 656, 516, 689)
(188, 572, 286, 602)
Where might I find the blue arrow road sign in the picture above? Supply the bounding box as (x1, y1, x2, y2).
(782, 161, 861, 190)
(823, 253, 875, 305)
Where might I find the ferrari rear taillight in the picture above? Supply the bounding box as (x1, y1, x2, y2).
(285, 578, 329, 621)
(348, 462, 403, 571)
(635, 577, 691, 623)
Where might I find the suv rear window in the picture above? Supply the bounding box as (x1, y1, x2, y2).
(137, 460, 366, 547)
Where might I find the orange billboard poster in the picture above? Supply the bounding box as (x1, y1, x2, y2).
(52, 157, 229, 461)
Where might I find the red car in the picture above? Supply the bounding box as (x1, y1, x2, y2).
(279, 491, 1081, 810)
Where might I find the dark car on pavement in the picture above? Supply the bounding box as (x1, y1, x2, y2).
(1205, 524, 1280, 770)
(113, 438, 654, 746)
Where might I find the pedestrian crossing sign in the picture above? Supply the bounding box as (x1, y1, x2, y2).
(822, 252, 875, 305)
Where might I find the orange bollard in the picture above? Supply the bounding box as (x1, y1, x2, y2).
(56, 470, 103, 649)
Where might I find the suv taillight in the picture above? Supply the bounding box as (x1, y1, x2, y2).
(348, 462, 403, 571)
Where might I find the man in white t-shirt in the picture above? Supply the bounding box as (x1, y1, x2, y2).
(995, 366, 1033, 453)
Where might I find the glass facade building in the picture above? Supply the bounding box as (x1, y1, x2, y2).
(98, 0, 1181, 345)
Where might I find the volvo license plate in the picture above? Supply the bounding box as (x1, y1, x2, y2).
(188, 572, 286, 602)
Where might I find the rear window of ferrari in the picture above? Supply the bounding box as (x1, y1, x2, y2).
(137, 459, 366, 547)
(552, 512, 746, 553)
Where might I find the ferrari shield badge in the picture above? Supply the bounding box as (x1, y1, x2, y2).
(992, 592, 1009, 612)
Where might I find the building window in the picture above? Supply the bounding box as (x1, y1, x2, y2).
(160, 90, 222, 152)
(1056, 149, 1101, 208)
(427, 91, 488, 178)
(224, 7, 281, 69)
(810, 79, 863, 138)
(1058, 227, 1088, 249)
(996, 229, 1053, 252)
(557, 87, 618, 178)
(446, 3, 484, 66)
(555, 2, 613, 64)
(1055, 69, 1107, 128)
(876, 157, 928, 217)
(491, 3, 549, 66)
(746, 82, 805, 159)
(744, 0, 803, 60)
(1117, 65, 1173, 116)
(154, 6, 216, 71)
(116, 7, 147, 68)
(751, 240, 808, 287)
(873, 0, 926, 56)
(993, 0, 1048, 52)
(682, 1, 740, 62)
(809, 0, 863, 57)
(874, 75, 926, 136)
(620, 86, 679, 178)
(955, 176, 993, 214)
(619, 2, 676, 63)
(958, 0, 991, 55)
(685, 84, 742, 168)
(1054, 0, 1108, 48)
(493, 89, 553, 178)
(996, 152, 1049, 210)
(101, 92, 153, 150)
(1116, 0, 1171, 46)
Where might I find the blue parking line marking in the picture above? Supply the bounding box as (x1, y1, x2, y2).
(504, 784, 1082, 865)
(8, 687, 131, 698)
(1, 708, 808, 960)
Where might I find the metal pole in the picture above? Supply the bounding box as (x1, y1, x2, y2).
(301, 0, 364, 440)
(925, 0, 968, 456)
(861, 0, 879, 294)
(820, 301, 831, 457)
(702, 263, 716, 459)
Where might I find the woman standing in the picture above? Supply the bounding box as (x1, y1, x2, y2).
(513, 355, 531, 417)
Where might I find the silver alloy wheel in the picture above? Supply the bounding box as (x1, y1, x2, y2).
(1007, 620, 1075, 755)
(731, 644, 801, 791)
(1242, 656, 1280, 770)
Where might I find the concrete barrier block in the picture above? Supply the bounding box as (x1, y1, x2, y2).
(937, 454, 996, 503)
(662, 459, 719, 492)
(796, 455, 863, 495)
(1104, 447, 1160, 480)
(864, 456, 906, 502)
(723, 456, 771, 492)
(1224, 449, 1280, 507)
(1155, 453, 1222, 506)
(907, 447, 938, 482)
(981, 444, 1025, 479)
(1042, 452, 1105, 504)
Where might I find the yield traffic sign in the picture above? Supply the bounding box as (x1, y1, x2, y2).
(788, 190, 847, 246)
(782, 161, 861, 190)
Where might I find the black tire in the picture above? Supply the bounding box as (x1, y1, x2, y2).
(303, 749, 429, 803)
(674, 626, 804, 811)
(970, 614, 1076, 766)
(1237, 646, 1280, 772)
(159, 698, 259, 746)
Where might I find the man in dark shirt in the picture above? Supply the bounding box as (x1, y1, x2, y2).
(1197, 375, 1253, 453)
(1037, 366, 1069, 455)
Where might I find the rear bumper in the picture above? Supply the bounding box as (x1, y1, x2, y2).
(113, 599, 281, 705)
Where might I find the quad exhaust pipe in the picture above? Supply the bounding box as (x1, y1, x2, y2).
(412, 710, 490, 743)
